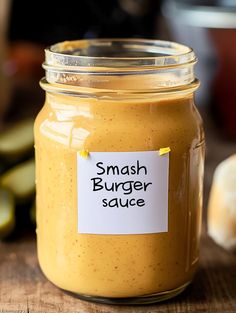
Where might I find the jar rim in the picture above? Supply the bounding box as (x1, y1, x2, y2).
(44, 38, 196, 70)
(42, 39, 198, 95)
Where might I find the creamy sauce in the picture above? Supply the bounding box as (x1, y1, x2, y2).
(35, 91, 204, 298)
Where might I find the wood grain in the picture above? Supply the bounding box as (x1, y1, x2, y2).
(0, 233, 235, 313)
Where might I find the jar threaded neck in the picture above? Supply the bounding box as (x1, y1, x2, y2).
(41, 39, 198, 96)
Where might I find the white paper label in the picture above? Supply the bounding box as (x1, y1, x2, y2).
(77, 151, 169, 235)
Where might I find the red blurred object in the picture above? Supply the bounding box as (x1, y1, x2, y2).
(210, 29, 236, 138)
(7, 41, 44, 80)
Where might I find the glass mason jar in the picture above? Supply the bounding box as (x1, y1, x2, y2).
(35, 39, 205, 304)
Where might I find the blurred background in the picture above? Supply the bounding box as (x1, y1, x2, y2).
(0, 0, 236, 236)
(1, 0, 236, 133)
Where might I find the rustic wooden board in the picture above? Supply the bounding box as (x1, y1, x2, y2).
(0, 232, 235, 313)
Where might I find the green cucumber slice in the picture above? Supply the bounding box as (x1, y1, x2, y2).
(0, 187, 15, 239)
(1, 159, 35, 202)
(0, 119, 34, 160)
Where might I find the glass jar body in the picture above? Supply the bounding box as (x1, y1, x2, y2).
(35, 89, 204, 303)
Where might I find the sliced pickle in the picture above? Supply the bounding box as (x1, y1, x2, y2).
(0, 159, 35, 202)
(0, 119, 34, 160)
(0, 163, 7, 175)
(0, 187, 15, 239)
(30, 200, 36, 224)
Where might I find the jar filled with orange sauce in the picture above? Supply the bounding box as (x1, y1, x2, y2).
(35, 39, 205, 304)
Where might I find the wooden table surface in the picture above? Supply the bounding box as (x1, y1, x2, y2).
(0, 232, 236, 313)
(0, 110, 236, 313)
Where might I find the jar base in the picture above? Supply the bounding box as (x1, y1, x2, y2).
(65, 281, 191, 305)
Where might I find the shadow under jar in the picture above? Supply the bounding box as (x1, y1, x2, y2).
(35, 39, 205, 304)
